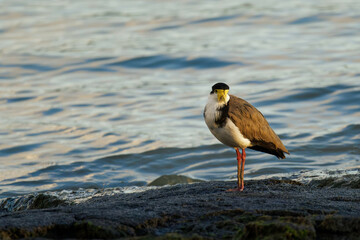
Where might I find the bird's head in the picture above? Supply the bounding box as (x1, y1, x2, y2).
(210, 82, 230, 104)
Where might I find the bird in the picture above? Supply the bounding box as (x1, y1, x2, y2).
(203, 82, 289, 191)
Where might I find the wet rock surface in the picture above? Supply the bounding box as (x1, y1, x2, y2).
(1, 179, 359, 239)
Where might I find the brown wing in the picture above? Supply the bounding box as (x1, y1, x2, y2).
(228, 95, 289, 159)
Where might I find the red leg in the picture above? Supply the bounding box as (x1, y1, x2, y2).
(239, 149, 246, 191)
(227, 148, 245, 192)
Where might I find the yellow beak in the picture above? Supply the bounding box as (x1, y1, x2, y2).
(216, 89, 229, 103)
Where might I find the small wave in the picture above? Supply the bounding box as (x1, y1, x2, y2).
(42, 107, 63, 116)
(256, 84, 351, 106)
(0, 186, 159, 212)
(313, 124, 360, 142)
(4, 96, 36, 103)
(0, 143, 45, 157)
(151, 25, 181, 31)
(288, 15, 324, 25)
(63, 67, 116, 74)
(0, 63, 56, 72)
(254, 168, 360, 189)
(189, 15, 239, 24)
(105, 55, 241, 69)
(322, 88, 360, 114)
(0, 193, 66, 212)
(295, 168, 360, 188)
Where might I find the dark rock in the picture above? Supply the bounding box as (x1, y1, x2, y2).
(148, 174, 204, 186)
(0, 179, 359, 239)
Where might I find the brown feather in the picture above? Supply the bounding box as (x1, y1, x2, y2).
(228, 95, 289, 159)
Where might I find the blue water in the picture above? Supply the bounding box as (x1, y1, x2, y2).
(0, 0, 360, 199)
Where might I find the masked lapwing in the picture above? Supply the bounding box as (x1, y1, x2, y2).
(204, 82, 289, 191)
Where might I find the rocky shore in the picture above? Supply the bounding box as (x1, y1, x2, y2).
(1, 179, 359, 239)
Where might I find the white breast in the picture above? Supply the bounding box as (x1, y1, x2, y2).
(204, 94, 251, 149)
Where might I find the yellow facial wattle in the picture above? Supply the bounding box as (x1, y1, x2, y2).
(216, 89, 229, 103)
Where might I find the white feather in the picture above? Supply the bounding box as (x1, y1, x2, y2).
(204, 93, 251, 149)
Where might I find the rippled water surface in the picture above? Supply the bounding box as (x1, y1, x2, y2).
(1, 0, 360, 198)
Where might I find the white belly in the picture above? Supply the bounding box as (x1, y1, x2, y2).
(208, 118, 251, 149)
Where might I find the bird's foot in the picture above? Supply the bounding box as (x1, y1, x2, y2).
(226, 187, 244, 192)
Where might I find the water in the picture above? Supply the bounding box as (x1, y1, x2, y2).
(1, 0, 360, 200)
